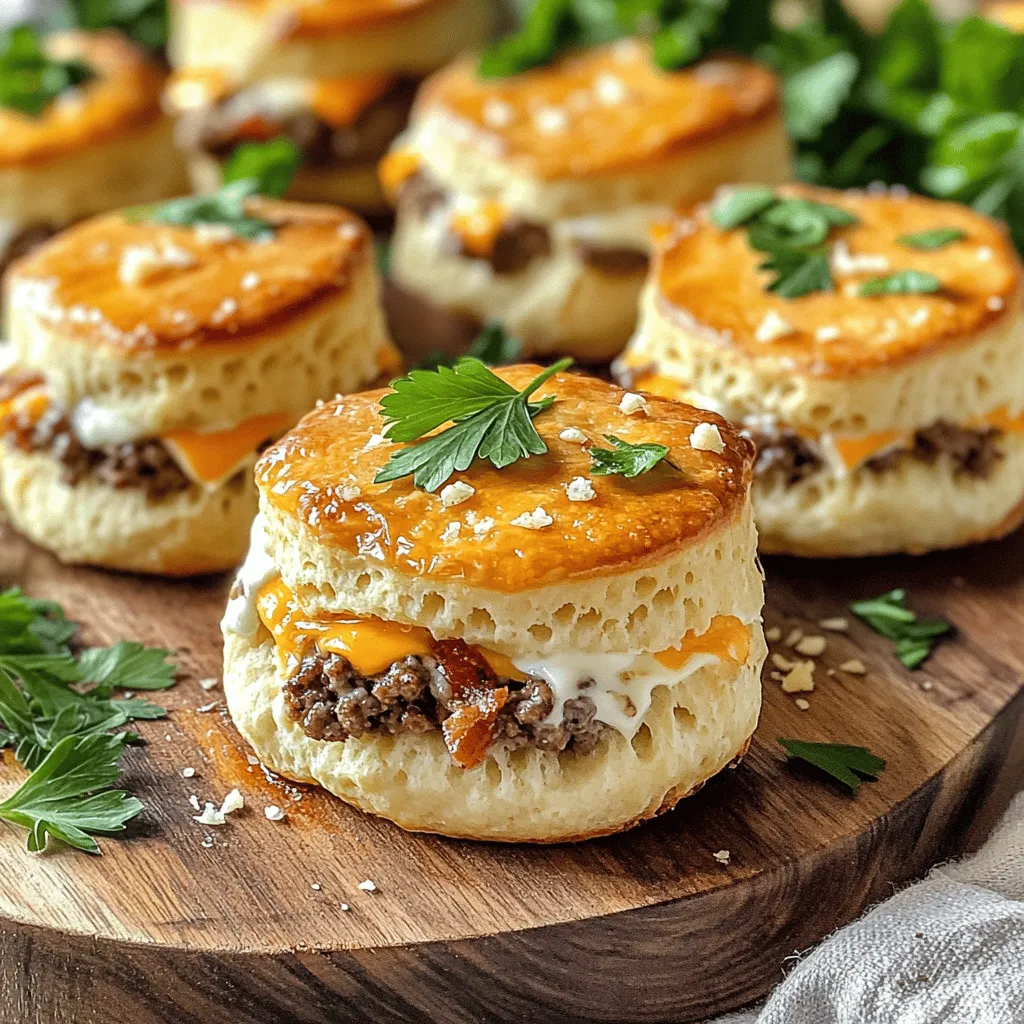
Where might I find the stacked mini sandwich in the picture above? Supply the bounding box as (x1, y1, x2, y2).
(0, 27, 187, 277)
(166, 0, 494, 215)
(382, 37, 791, 362)
(222, 361, 766, 841)
(619, 183, 1024, 556)
(0, 164, 398, 575)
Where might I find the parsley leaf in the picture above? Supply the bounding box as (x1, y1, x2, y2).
(375, 358, 572, 491)
(710, 186, 777, 230)
(62, 0, 169, 51)
(760, 249, 833, 299)
(778, 738, 886, 793)
(858, 269, 942, 296)
(222, 137, 303, 199)
(126, 179, 273, 240)
(589, 435, 674, 478)
(850, 588, 951, 668)
(78, 641, 176, 695)
(898, 227, 967, 249)
(0, 734, 143, 854)
(0, 25, 95, 117)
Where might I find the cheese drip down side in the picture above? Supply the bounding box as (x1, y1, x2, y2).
(224, 530, 754, 744)
(625, 369, 1024, 472)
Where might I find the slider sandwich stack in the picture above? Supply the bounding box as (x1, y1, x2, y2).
(382, 37, 792, 362)
(223, 361, 766, 841)
(166, 0, 494, 215)
(620, 184, 1024, 556)
(0, 172, 399, 575)
(0, 28, 187, 278)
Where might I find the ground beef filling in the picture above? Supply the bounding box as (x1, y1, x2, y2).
(283, 639, 608, 769)
(181, 79, 417, 169)
(573, 241, 649, 275)
(747, 420, 1003, 485)
(5, 405, 191, 501)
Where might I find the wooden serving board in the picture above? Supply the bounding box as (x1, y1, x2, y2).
(1, 523, 1023, 1024)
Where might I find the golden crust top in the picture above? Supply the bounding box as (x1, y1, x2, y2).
(173, 0, 451, 38)
(256, 366, 754, 593)
(414, 40, 780, 181)
(0, 31, 165, 169)
(654, 184, 1022, 379)
(6, 199, 370, 355)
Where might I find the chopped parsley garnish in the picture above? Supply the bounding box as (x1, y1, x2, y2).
(374, 357, 572, 492)
(850, 588, 951, 669)
(710, 187, 858, 299)
(222, 136, 303, 199)
(858, 269, 942, 297)
(127, 138, 302, 239)
(898, 227, 967, 250)
(778, 738, 886, 793)
(478, 0, 773, 77)
(0, 25, 95, 117)
(61, 0, 169, 51)
(0, 587, 176, 853)
(588, 435, 675, 478)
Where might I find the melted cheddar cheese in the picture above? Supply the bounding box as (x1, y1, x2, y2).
(163, 412, 293, 486)
(257, 579, 748, 679)
(449, 200, 508, 259)
(312, 74, 395, 127)
(653, 615, 750, 669)
(378, 148, 420, 199)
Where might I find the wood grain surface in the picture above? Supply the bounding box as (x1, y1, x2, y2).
(1, 522, 1023, 1024)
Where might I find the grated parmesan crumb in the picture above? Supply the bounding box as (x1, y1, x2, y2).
(819, 617, 848, 632)
(511, 506, 554, 529)
(482, 99, 514, 128)
(840, 658, 867, 674)
(340, 903, 351, 911)
(594, 72, 628, 104)
(240, 271, 261, 290)
(440, 521, 461, 543)
(785, 628, 803, 648)
(795, 698, 810, 711)
(988, 296, 1005, 311)
(182, 767, 196, 778)
(199, 677, 219, 691)
(534, 105, 569, 134)
(830, 240, 890, 276)
(118, 242, 195, 287)
(780, 661, 816, 693)
(440, 481, 475, 507)
(618, 392, 648, 416)
(220, 788, 244, 816)
(755, 310, 795, 343)
(689, 422, 725, 453)
(815, 325, 841, 342)
(795, 635, 826, 656)
(565, 477, 597, 502)
(472, 516, 495, 537)
(713, 849, 731, 864)
(265, 805, 285, 821)
(363, 433, 386, 451)
(765, 626, 782, 642)
(358, 879, 378, 893)
(559, 427, 587, 442)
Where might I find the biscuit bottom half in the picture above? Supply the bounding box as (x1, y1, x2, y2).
(754, 432, 1024, 558)
(223, 626, 763, 843)
(0, 446, 259, 575)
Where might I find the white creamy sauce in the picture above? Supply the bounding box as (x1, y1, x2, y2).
(555, 205, 669, 253)
(222, 514, 278, 637)
(71, 397, 148, 447)
(515, 651, 727, 740)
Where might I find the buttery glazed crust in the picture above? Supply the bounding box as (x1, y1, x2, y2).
(655, 184, 1022, 379)
(0, 32, 165, 169)
(5, 199, 371, 355)
(255, 366, 755, 592)
(413, 41, 781, 181)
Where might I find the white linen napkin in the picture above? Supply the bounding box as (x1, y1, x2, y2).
(713, 790, 1024, 1023)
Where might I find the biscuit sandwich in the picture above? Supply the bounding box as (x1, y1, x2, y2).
(0, 179, 398, 575)
(0, 27, 187, 279)
(222, 360, 766, 842)
(619, 183, 1024, 557)
(166, 0, 494, 215)
(381, 37, 791, 363)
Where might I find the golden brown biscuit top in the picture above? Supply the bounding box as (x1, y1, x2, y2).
(0, 31, 165, 169)
(256, 366, 754, 593)
(654, 185, 1022, 379)
(6, 199, 370, 355)
(174, 0, 450, 38)
(413, 40, 779, 181)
